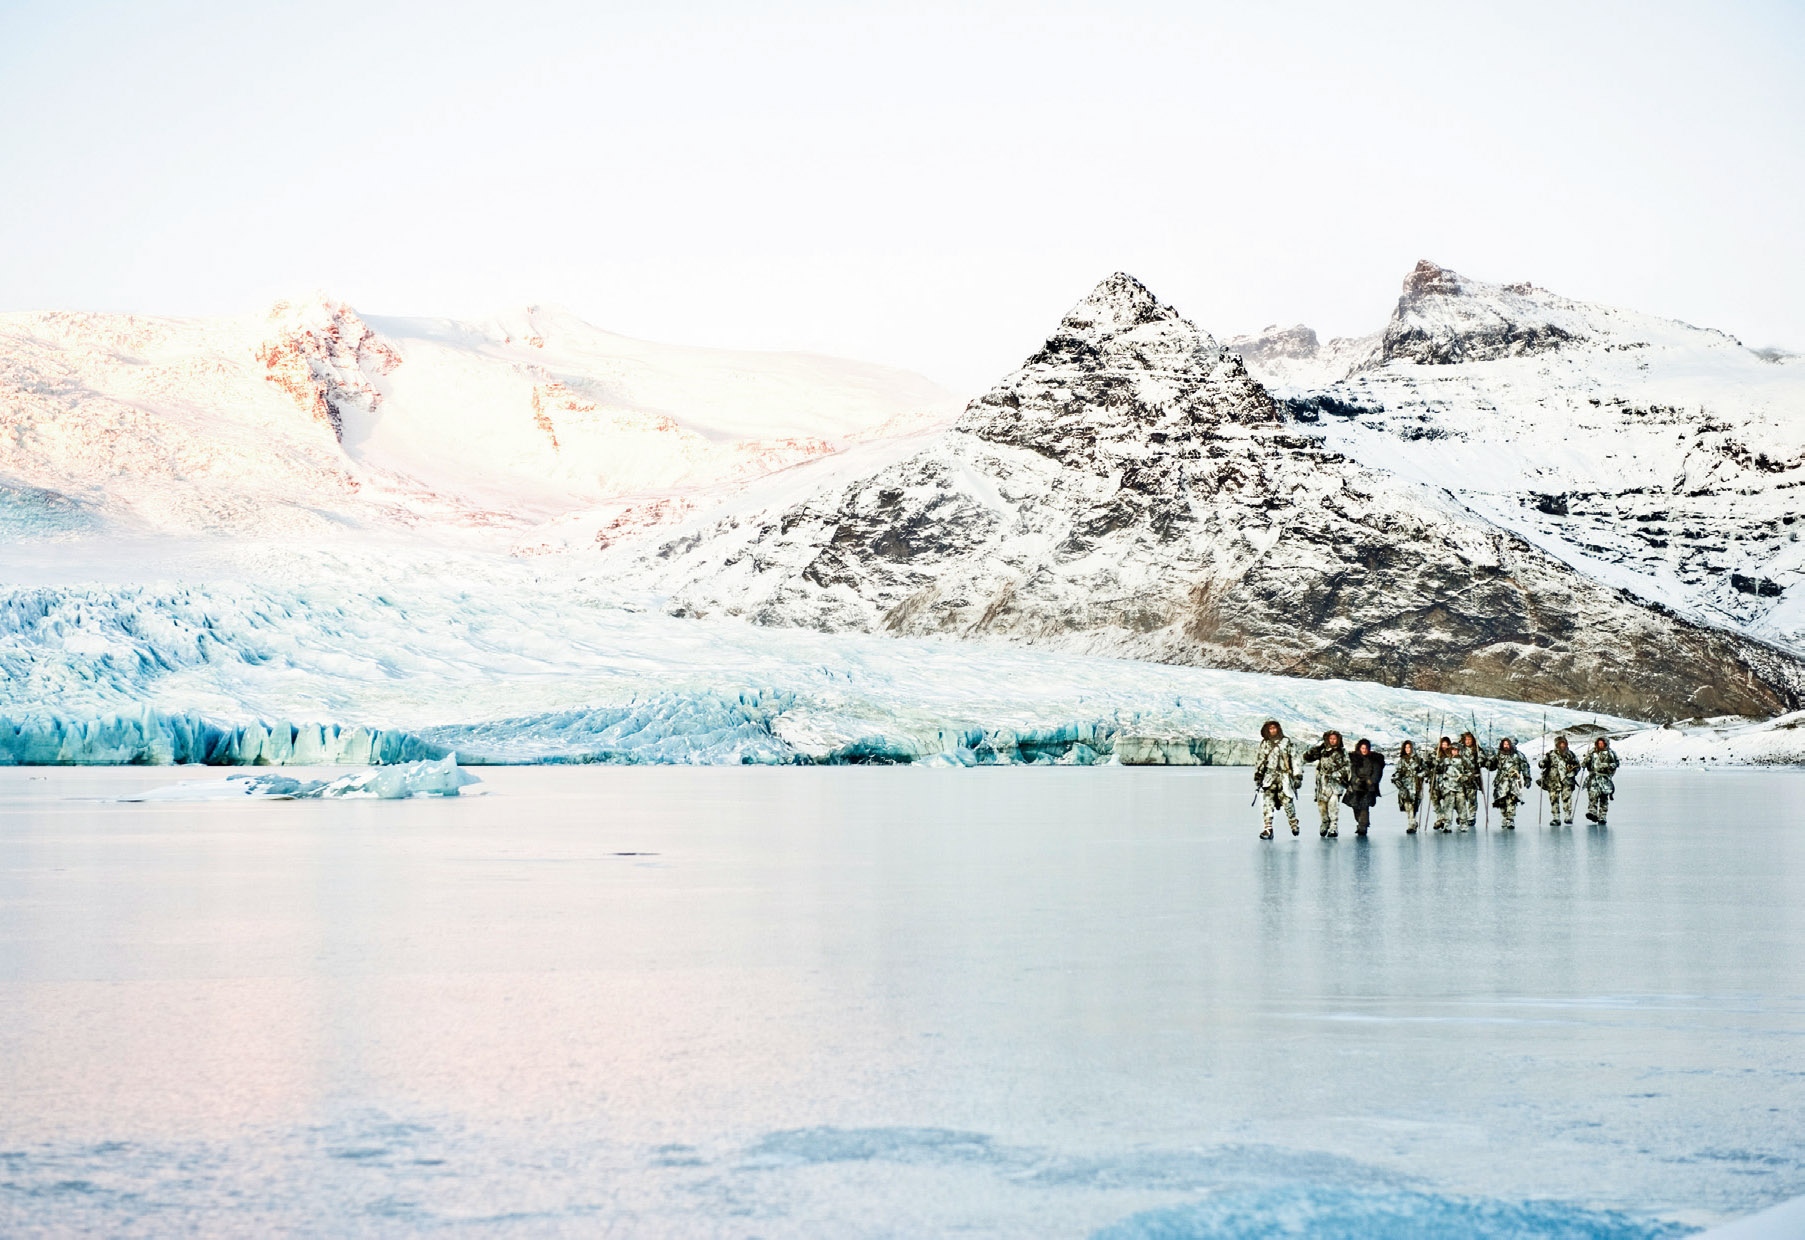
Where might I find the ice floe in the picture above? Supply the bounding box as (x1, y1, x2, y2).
(125, 754, 480, 801)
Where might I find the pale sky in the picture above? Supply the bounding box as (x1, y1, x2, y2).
(2, 0, 1801, 388)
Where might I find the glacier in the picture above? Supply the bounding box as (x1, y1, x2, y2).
(0, 548, 1635, 767)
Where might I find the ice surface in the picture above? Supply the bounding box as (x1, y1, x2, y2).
(1093, 1186, 1690, 1238)
(1696, 1194, 1805, 1239)
(125, 754, 479, 801)
(1, 766, 1799, 1236)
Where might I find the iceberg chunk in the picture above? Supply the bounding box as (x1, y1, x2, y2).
(128, 754, 479, 801)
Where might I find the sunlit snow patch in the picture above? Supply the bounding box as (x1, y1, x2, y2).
(125, 754, 480, 801)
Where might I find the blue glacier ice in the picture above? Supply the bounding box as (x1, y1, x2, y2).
(126, 754, 480, 800)
(0, 558, 1637, 766)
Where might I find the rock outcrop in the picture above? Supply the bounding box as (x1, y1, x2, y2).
(255, 297, 401, 441)
(1377, 260, 1587, 366)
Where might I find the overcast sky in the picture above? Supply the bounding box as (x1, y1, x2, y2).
(2, 0, 1800, 388)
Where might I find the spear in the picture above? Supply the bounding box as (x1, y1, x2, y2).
(1537, 711, 1547, 828)
(1483, 715, 1493, 831)
(1424, 713, 1444, 832)
(1471, 711, 1487, 831)
(1417, 710, 1430, 831)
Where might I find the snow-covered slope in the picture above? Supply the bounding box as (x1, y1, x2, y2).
(1613, 710, 1805, 766)
(597, 274, 1805, 722)
(0, 298, 960, 543)
(1238, 262, 1805, 650)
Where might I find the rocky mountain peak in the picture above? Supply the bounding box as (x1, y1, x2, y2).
(1229, 323, 1321, 364)
(1380, 260, 1586, 366)
(1012, 273, 1222, 379)
(1400, 259, 1466, 301)
(1058, 273, 1174, 338)
(955, 276, 1274, 459)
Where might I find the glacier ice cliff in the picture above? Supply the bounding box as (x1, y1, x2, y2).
(0, 553, 1639, 766)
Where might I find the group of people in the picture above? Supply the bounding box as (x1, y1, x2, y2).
(1251, 721, 1621, 840)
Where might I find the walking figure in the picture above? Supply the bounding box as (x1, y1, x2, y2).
(1452, 731, 1490, 831)
(1582, 737, 1620, 824)
(1302, 731, 1351, 838)
(1344, 738, 1385, 836)
(1253, 720, 1302, 840)
(1486, 737, 1532, 830)
(1428, 737, 1461, 832)
(1392, 740, 1424, 833)
(1539, 736, 1580, 825)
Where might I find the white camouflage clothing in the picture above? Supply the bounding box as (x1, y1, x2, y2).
(1392, 748, 1425, 824)
(1582, 744, 1620, 823)
(1253, 734, 1301, 834)
(1486, 744, 1532, 829)
(1302, 737, 1351, 836)
(1452, 740, 1490, 830)
(1539, 743, 1580, 824)
(1426, 748, 1462, 831)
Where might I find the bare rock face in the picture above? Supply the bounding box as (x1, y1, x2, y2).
(255, 297, 401, 442)
(1228, 323, 1321, 365)
(1379, 260, 1585, 365)
(618, 275, 1805, 721)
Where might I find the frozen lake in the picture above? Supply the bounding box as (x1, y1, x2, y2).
(2, 766, 1801, 1237)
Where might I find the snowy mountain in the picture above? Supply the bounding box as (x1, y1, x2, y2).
(0, 297, 960, 545)
(598, 274, 1805, 722)
(7, 273, 1805, 764)
(1233, 261, 1805, 651)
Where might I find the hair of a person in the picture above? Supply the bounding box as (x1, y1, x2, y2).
(1460, 731, 1476, 744)
(1262, 720, 1283, 739)
(1400, 739, 1415, 755)
(1355, 738, 1371, 753)
(1555, 735, 1569, 746)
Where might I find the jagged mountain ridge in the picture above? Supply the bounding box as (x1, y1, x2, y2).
(1233, 261, 1805, 650)
(604, 274, 1805, 721)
